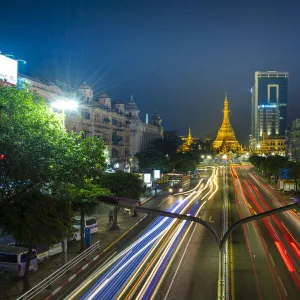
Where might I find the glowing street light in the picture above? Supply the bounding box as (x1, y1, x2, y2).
(222, 154, 228, 160)
(51, 98, 78, 126)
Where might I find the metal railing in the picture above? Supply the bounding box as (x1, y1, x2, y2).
(17, 241, 100, 300)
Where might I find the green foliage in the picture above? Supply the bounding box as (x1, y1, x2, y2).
(135, 148, 170, 172)
(135, 138, 200, 173)
(0, 86, 109, 289)
(0, 86, 107, 190)
(101, 171, 144, 199)
(249, 155, 288, 178)
(172, 154, 198, 173)
(0, 187, 73, 245)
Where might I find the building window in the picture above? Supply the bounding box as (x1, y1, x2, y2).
(82, 112, 90, 120)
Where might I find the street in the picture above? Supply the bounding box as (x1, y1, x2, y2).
(60, 167, 225, 299)
(230, 166, 300, 300)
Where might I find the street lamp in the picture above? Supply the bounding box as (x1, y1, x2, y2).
(51, 99, 78, 126)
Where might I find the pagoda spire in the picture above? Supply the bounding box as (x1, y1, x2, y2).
(187, 127, 192, 142)
(177, 127, 193, 153)
(213, 94, 241, 152)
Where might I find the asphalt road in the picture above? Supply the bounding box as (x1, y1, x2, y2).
(154, 167, 224, 300)
(60, 167, 224, 299)
(231, 166, 300, 300)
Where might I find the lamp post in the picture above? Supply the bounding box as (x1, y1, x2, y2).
(51, 99, 78, 127)
(256, 143, 261, 155)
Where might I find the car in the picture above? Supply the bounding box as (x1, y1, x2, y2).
(0, 246, 38, 280)
(73, 216, 98, 235)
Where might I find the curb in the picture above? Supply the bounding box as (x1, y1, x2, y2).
(140, 189, 164, 205)
(45, 214, 148, 299)
(45, 251, 105, 300)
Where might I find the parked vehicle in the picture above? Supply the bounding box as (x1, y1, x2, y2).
(0, 246, 38, 280)
(69, 216, 98, 241)
(9, 242, 63, 263)
(69, 227, 81, 241)
(73, 216, 98, 235)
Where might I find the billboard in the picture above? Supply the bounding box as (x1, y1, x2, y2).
(0, 54, 18, 85)
(143, 173, 152, 184)
(153, 170, 161, 179)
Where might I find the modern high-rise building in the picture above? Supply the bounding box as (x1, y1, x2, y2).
(257, 104, 280, 137)
(250, 71, 288, 146)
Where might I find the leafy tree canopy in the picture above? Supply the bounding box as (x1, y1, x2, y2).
(0, 85, 109, 249)
(101, 171, 144, 199)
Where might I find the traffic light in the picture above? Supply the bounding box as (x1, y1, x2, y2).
(0, 153, 5, 160)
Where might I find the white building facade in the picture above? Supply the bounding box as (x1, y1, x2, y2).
(20, 76, 163, 170)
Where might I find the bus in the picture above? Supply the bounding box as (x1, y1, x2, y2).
(168, 175, 191, 193)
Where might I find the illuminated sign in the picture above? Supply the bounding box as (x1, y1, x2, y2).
(153, 170, 161, 179)
(143, 173, 151, 184)
(0, 54, 18, 85)
(258, 104, 277, 108)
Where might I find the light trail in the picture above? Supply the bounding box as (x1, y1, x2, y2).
(66, 168, 219, 300)
(233, 166, 300, 294)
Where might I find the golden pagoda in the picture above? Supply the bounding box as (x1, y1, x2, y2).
(213, 94, 241, 152)
(178, 127, 194, 153)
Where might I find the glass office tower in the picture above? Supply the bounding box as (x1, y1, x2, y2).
(251, 71, 288, 142)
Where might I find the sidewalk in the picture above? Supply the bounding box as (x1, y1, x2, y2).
(0, 191, 161, 300)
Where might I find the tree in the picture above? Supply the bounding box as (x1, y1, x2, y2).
(286, 162, 300, 194)
(69, 182, 111, 251)
(0, 86, 109, 290)
(0, 188, 72, 289)
(100, 172, 144, 229)
(135, 148, 170, 172)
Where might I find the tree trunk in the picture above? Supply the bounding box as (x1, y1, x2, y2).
(132, 208, 138, 217)
(110, 206, 119, 230)
(22, 245, 33, 293)
(80, 207, 85, 252)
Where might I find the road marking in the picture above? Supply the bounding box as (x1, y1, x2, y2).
(278, 276, 288, 297)
(208, 216, 214, 223)
(269, 253, 276, 266)
(163, 222, 198, 300)
(157, 197, 170, 208)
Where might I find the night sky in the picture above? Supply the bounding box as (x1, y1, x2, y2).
(1, 0, 300, 144)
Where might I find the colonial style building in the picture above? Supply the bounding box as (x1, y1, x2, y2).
(19, 75, 163, 170)
(259, 133, 285, 156)
(125, 96, 163, 170)
(66, 90, 131, 168)
(213, 94, 242, 153)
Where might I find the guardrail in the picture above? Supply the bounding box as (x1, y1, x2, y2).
(17, 241, 100, 300)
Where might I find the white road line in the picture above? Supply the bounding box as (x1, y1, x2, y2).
(157, 197, 171, 208)
(268, 253, 275, 266)
(278, 276, 288, 297)
(163, 222, 199, 300)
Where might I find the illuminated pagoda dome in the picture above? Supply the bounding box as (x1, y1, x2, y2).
(178, 127, 194, 153)
(213, 94, 241, 152)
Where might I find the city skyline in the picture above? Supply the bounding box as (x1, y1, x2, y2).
(2, 1, 300, 143)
